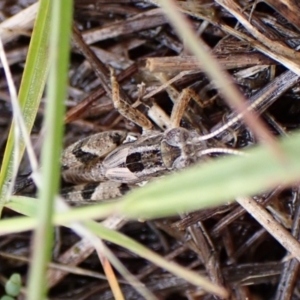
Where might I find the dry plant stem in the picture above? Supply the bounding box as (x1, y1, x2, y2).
(188, 222, 225, 291)
(215, 0, 300, 74)
(275, 258, 300, 300)
(0, 251, 111, 280)
(136, 244, 189, 280)
(172, 1, 300, 76)
(65, 64, 137, 123)
(236, 196, 300, 262)
(221, 25, 300, 75)
(99, 255, 125, 300)
(142, 70, 193, 100)
(197, 87, 277, 142)
(216, 0, 300, 60)
(47, 215, 127, 287)
(211, 187, 282, 238)
(261, 17, 300, 44)
(145, 53, 276, 72)
(47, 237, 94, 286)
(82, 8, 167, 44)
(89, 45, 134, 69)
(212, 70, 300, 142)
(144, 262, 281, 293)
(64, 262, 282, 295)
(0, 2, 38, 44)
(173, 203, 236, 230)
(264, 113, 288, 137)
(154, 221, 203, 257)
(264, 0, 300, 30)
(221, 229, 251, 299)
(232, 228, 267, 261)
(274, 188, 300, 300)
(72, 25, 112, 97)
(0, 46, 28, 68)
(150, 237, 218, 291)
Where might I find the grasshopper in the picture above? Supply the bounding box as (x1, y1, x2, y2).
(14, 70, 298, 204)
(60, 68, 298, 205)
(61, 69, 210, 203)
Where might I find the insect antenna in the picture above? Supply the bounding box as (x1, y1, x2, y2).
(197, 148, 246, 157)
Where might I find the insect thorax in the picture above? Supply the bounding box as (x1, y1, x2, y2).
(103, 128, 207, 184)
(162, 128, 207, 169)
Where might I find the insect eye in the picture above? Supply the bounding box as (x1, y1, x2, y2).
(173, 156, 191, 169)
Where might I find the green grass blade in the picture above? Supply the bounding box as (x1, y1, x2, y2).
(3, 130, 300, 227)
(26, 0, 73, 299)
(84, 220, 228, 298)
(0, 1, 51, 208)
(0, 202, 228, 298)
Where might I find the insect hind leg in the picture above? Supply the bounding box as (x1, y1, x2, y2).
(110, 68, 153, 132)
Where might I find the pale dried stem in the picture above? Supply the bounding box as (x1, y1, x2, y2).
(236, 196, 300, 261)
(0, 2, 38, 44)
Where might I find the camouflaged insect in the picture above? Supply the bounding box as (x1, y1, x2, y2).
(61, 128, 207, 203)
